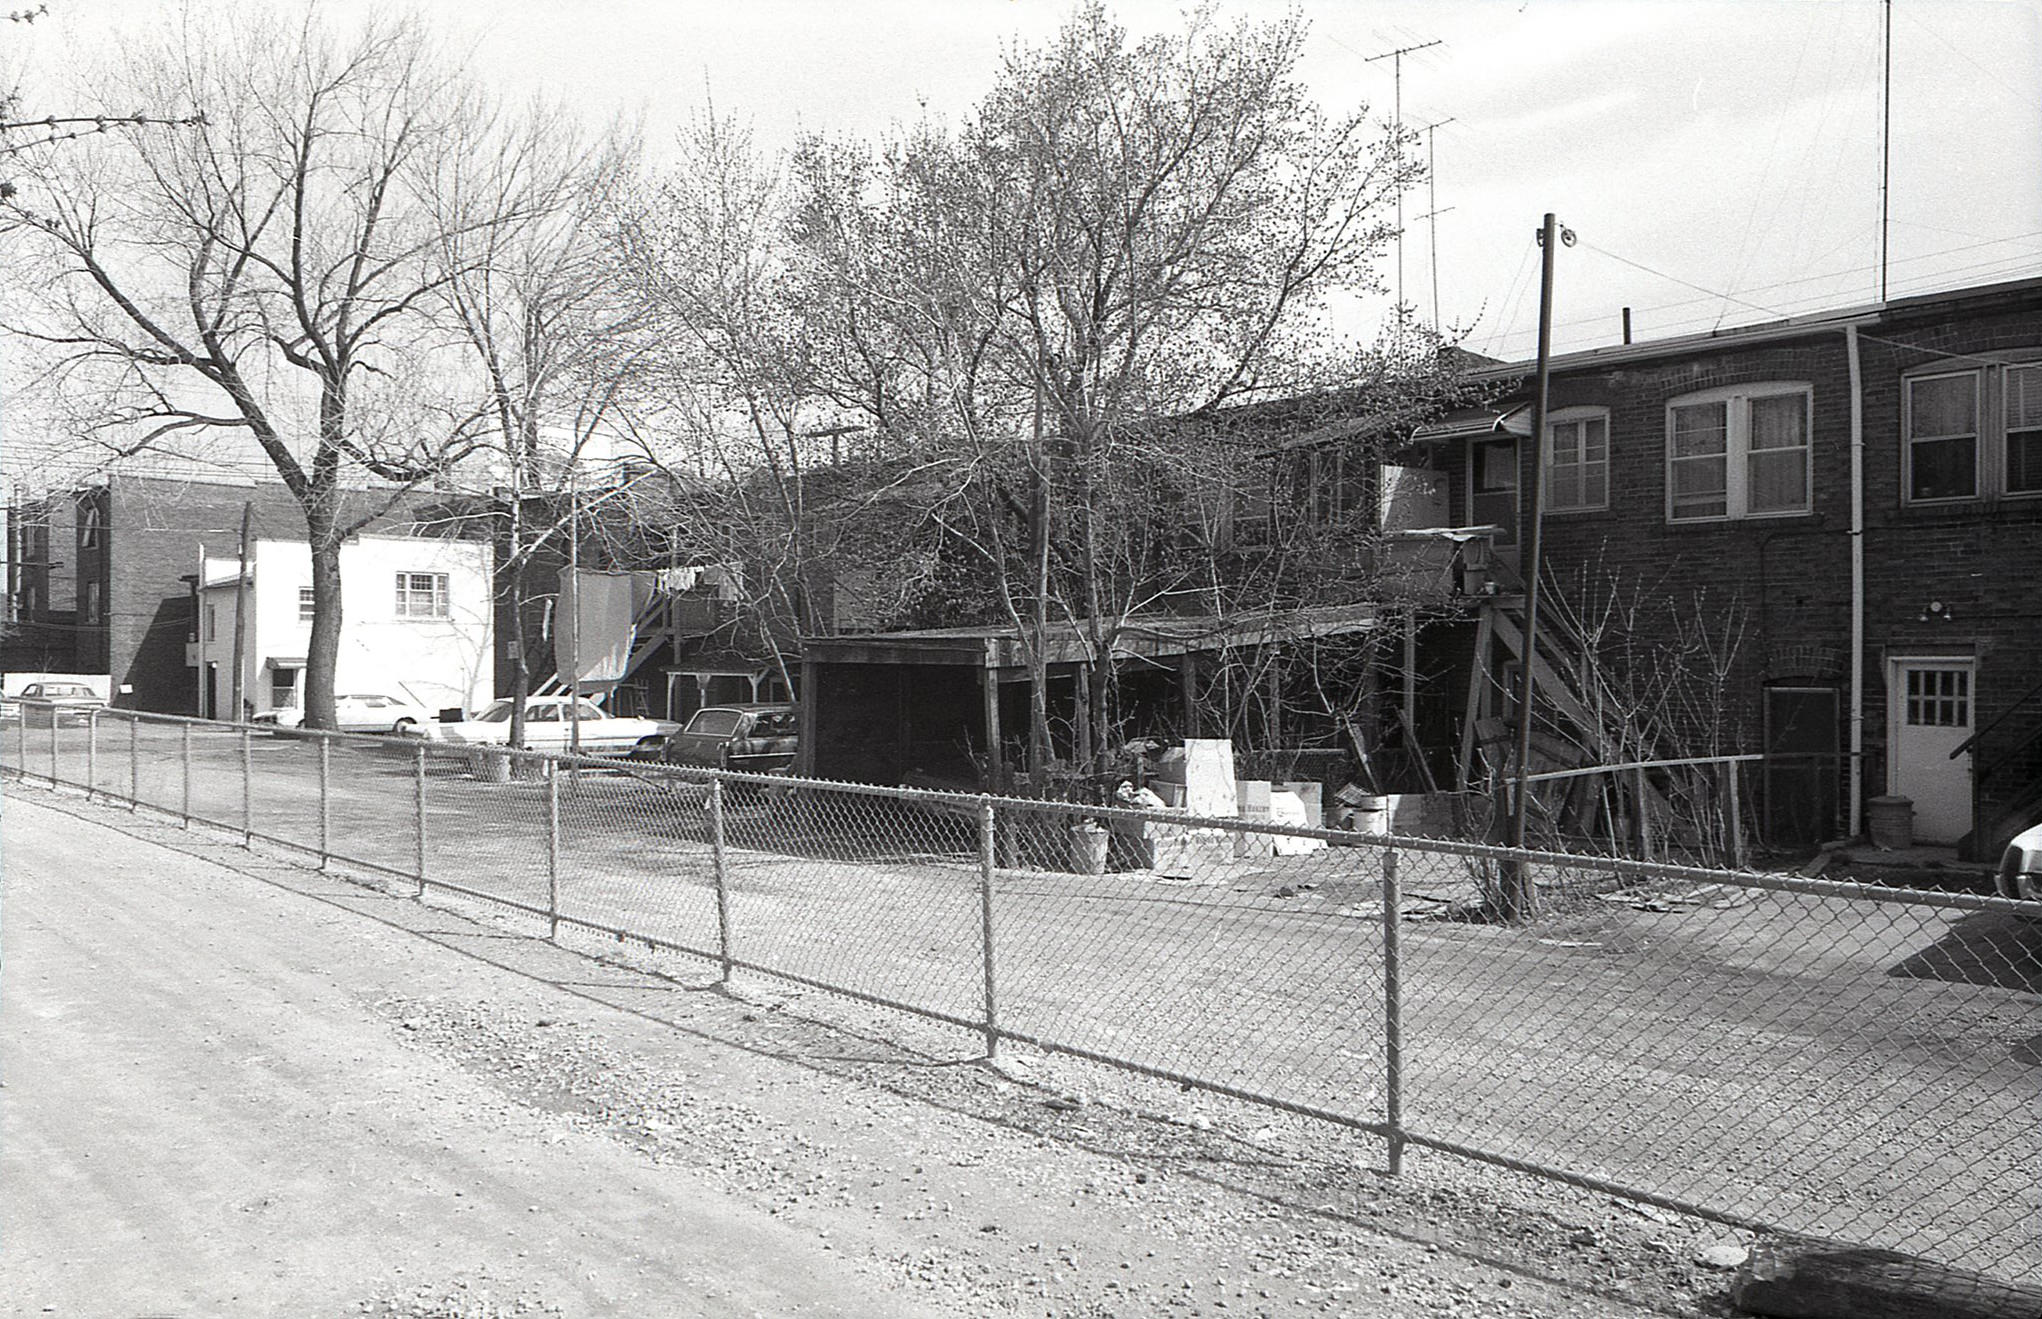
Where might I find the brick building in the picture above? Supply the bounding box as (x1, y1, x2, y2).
(3, 474, 471, 715)
(1404, 276, 2042, 855)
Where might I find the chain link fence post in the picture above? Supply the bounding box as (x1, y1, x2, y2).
(128, 714, 139, 810)
(180, 722, 192, 826)
(710, 775, 731, 982)
(86, 709, 99, 799)
(1382, 843, 1405, 1176)
(15, 699, 28, 779)
(547, 759, 561, 941)
(413, 740, 427, 897)
(49, 706, 60, 785)
(318, 735, 331, 870)
(978, 795, 999, 1061)
(240, 724, 253, 847)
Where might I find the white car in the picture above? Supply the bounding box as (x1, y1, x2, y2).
(254, 693, 437, 735)
(424, 695, 678, 759)
(1994, 820, 2042, 911)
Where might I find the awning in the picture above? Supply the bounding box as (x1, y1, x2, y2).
(1410, 404, 1534, 444)
(263, 656, 306, 670)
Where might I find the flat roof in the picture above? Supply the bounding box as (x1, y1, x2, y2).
(804, 602, 1385, 671)
(1466, 274, 2042, 381)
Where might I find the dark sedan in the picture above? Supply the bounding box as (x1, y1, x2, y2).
(661, 703, 799, 775)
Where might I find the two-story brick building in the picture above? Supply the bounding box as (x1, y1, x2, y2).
(1403, 275, 2042, 856)
(4, 474, 486, 717)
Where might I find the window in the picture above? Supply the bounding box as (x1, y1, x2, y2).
(298, 588, 316, 622)
(79, 503, 102, 549)
(1906, 359, 2042, 502)
(204, 604, 217, 642)
(81, 580, 103, 625)
(271, 667, 299, 710)
(1904, 666, 1969, 728)
(1545, 409, 1609, 512)
(1666, 383, 1811, 521)
(394, 572, 449, 618)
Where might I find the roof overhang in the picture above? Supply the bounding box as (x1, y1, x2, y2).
(1409, 404, 1534, 444)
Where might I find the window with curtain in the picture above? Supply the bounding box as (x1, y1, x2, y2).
(1665, 384, 1811, 522)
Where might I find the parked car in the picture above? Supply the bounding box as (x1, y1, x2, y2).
(17, 680, 107, 725)
(423, 695, 678, 759)
(253, 693, 437, 735)
(1994, 820, 2042, 912)
(662, 703, 800, 775)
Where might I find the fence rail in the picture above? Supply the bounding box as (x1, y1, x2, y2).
(8, 705, 2038, 1283)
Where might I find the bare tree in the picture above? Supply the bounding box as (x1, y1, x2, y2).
(2, 10, 545, 727)
(430, 104, 646, 748)
(784, 3, 1431, 778)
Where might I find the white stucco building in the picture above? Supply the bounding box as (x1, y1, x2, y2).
(189, 533, 494, 720)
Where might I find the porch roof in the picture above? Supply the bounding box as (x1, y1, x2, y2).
(803, 602, 1384, 673)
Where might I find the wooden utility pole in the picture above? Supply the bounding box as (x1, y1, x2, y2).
(229, 501, 252, 722)
(1505, 213, 1568, 920)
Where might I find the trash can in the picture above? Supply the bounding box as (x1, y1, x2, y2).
(1867, 795, 1914, 850)
(1069, 822, 1109, 875)
(473, 747, 513, 784)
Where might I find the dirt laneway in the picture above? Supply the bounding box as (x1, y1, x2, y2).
(4, 787, 1746, 1317)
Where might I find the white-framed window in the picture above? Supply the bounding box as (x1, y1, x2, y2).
(1904, 358, 2042, 503)
(1665, 383, 1812, 522)
(204, 603, 217, 642)
(395, 572, 449, 619)
(298, 588, 316, 622)
(1545, 408, 1609, 512)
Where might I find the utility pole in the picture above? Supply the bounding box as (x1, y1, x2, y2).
(1505, 213, 1571, 921)
(229, 501, 252, 723)
(566, 461, 582, 758)
(1365, 38, 1443, 329)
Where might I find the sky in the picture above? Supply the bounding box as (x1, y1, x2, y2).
(8, 0, 2041, 364)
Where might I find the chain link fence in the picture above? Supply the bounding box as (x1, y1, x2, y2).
(7, 704, 2037, 1283)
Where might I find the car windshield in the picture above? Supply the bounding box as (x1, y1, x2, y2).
(475, 700, 513, 723)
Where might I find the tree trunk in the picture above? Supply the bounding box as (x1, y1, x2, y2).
(507, 548, 530, 749)
(303, 529, 344, 731)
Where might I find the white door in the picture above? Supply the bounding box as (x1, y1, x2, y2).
(1888, 659, 1975, 844)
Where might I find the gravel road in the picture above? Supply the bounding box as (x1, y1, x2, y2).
(3, 786, 1755, 1317)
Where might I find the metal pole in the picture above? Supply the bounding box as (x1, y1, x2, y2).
(49, 708, 59, 785)
(1726, 761, 1747, 869)
(413, 741, 427, 897)
(240, 724, 252, 847)
(86, 709, 98, 799)
(1382, 846, 1405, 1175)
(978, 796, 999, 1060)
(709, 776, 731, 982)
(16, 699, 27, 777)
(128, 714, 139, 810)
(318, 735, 331, 870)
(1506, 212, 1561, 921)
(180, 722, 192, 826)
(547, 761, 562, 940)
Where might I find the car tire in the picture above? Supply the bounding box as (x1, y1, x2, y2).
(393, 718, 418, 736)
(632, 735, 665, 761)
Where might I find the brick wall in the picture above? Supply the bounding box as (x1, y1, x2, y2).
(1437, 284, 2042, 847)
(105, 477, 454, 714)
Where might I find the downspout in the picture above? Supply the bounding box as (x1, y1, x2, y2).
(1846, 323, 1866, 839)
